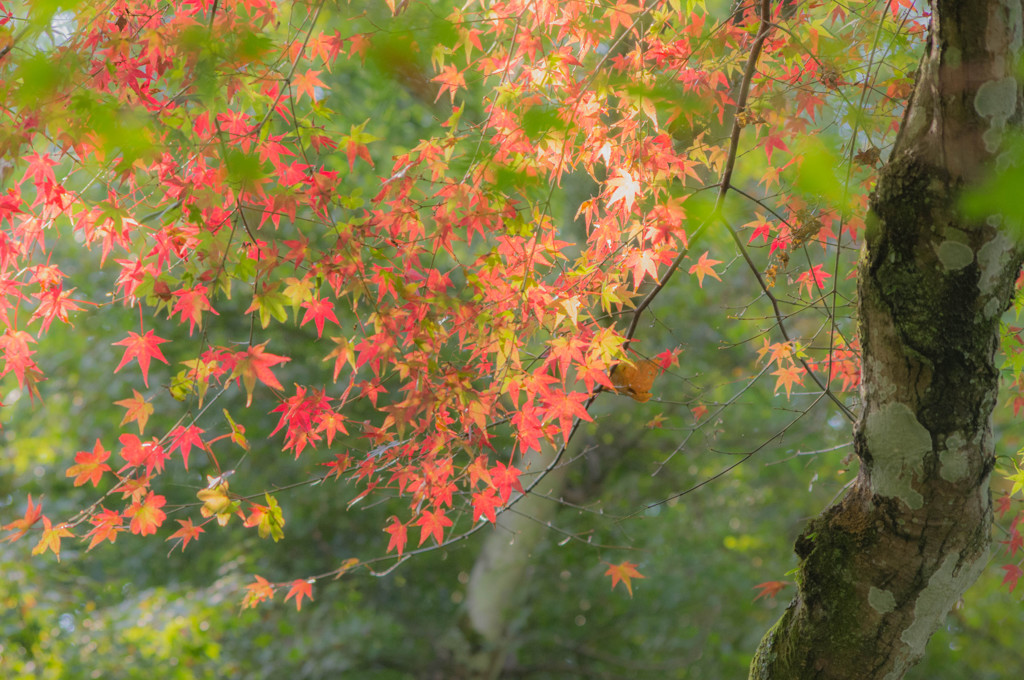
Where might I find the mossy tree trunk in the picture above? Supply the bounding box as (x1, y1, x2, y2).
(751, 1, 1024, 678)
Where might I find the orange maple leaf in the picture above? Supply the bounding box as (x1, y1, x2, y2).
(432, 64, 466, 103)
(772, 364, 805, 398)
(604, 560, 645, 597)
(115, 390, 153, 434)
(125, 492, 166, 536)
(66, 439, 112, 487)
(753, 580, 790, 602)
(242, 575, 275, 609)
(31, 516, 74, 560)
(2, 493, 43, 542)
(609, 359, 660, 402)
(688, 251, 722, 287)
(292, 69, 326, 102)
(285, 579, 314, 611)
(84, 508, 124, 550)
(167, 518, 205, 552)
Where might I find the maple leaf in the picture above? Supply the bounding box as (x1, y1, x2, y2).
(171, 285, 217, 335)
(466, 456, 493, 488)
(415, 508, 452, 546)
(66, 439, 112, 487)
(609, 360, 659, 402)
(167, 518, 204, 552)
(1002, 528, 1024, 557)
(490, 461, 524, 503)
(31, 517, 74, 560)
(996, 494, 1013, 519)
(432, 64, 466, 103)
(231, 342, 290, 406)
(542, 389, 593, 442)
(604, 561, 645, 597)
(795, 264, 832, 298)
(625, 248, 660, 289)
(3, 494, 43, 542)
(84, 508, 124, 550)
(168, 425, 206, 471)
(688, 251, 722, 288)
(384, 516, 408, 555)
(300, 297, 340, 338)
(292, 69, 326, 102)
(1002, 563, 1023, 593)
(112, 330, 169, 387)
(285, 579, 314, 611)
(242, 575, 275, 609)
(115, 389, 154, 434)
(472, 487, 501, 523)
(772, 364, 805, 398)
(753, 580, 790, 602)
(606, 168, 641, 212)
(245, 493, 285, 541)
(198, 478, 239, 526)
(126, 492, 166, 536)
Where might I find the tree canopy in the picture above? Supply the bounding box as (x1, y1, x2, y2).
(2, 0, 1024, 678)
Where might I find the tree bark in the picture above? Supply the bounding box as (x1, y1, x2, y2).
(445, 442, 568, 679)
(751, 1, 1024, 678)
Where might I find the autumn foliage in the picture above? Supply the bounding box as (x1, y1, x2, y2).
(1, 0, 1023, 612)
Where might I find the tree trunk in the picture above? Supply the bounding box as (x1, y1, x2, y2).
(751, 1, 1024, 678)
(445, 443, 568, 679)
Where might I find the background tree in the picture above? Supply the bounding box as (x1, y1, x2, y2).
(2, 1, 1024, 679)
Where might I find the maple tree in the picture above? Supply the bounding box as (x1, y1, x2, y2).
(2, 0, 1024, 677)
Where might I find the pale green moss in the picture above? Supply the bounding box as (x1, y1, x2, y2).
(939, 432, 969, 482)
(868, 587, 896, 614)
(973, 77, 1017, 152)
(935, 240, 973, 271)
(865, 403, 932, 510)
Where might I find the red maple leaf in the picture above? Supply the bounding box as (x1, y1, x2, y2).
(300, 297, 340, 338)
(1002, 528, 1024, 557)
(231, 342, 290, 406)
(795, 264, 832, 298)
(472, 487, 501, 523)
(112, 330, 169, 387)
(171, 285, 217, 335)
(415, 508, 452, 546)
(168, 425, 206, 471)
(1002, 563, 1023, 593)
(604, 560, 645, 597)
(490, 461, 524, 503)
(384, 516, 408, 555)
(66, 439, 112, 487)
(285, 579, 314, 611)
